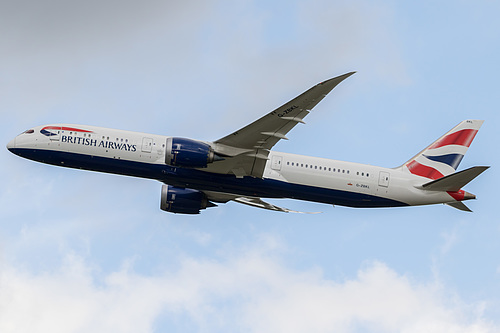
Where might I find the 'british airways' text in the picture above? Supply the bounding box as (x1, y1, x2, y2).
(61, 136, 137, 152)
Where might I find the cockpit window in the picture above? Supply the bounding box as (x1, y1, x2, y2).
(23, 129, 34, 134)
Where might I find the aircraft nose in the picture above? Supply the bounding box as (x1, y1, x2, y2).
(6, 137, 16, 152)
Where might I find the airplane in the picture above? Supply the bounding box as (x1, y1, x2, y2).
(6, 72, 489, 214)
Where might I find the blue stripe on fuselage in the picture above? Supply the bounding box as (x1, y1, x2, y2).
(9, 148, 408, 209)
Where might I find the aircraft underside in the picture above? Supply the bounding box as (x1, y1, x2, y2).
(11, 148, 408, 209)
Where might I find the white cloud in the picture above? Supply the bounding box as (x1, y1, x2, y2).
(439, 227, 460, 257)
(0, 0, 206, 59)
(0, 239, 495, 333)
(0, 0, 212, 123)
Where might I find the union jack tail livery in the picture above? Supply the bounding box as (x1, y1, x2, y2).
(397, 119, 488, 211)
(399, 120, 484, 180)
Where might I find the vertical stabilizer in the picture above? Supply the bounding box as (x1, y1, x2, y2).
(398, 120, 484, 180)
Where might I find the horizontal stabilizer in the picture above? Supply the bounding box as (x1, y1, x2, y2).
(420, 166, 489, 191)
(445, 201, 472, 212)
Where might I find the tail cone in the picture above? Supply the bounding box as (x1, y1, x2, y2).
(463, 191, 476, 201)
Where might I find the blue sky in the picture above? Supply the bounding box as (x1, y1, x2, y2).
(1, 0, 499, 331)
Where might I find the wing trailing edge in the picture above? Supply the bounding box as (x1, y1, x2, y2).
(203, 190, 321, 213)
(233, 197, 321, 214)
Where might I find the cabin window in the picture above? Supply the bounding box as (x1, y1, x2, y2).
(367, 173, 369, 177)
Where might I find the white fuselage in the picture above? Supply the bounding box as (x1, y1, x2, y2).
(7, 124, 464, 209)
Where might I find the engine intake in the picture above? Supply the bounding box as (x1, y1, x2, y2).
(160, 185, 216, 214)
(165, 137, 218, 168)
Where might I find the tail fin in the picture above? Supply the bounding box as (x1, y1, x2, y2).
(398, 120, 484, 180)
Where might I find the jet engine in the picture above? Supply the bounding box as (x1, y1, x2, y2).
(165, 137, 219, 168)
(160, 185, 216, 214)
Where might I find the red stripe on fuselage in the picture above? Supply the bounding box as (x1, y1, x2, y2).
(42, 126, 93, 133)
(406, 160, 444, 180)
(428, 129, 478, 149)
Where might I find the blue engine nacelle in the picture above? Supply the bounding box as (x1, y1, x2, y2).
(160, 185, 216, 214)
(165, 137, 217, 168)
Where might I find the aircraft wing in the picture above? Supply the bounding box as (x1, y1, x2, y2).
(208, 72, 355, 178)
(215, 72, 355, 149)
(233, 197, 320, 214)
(203, 191, 320, 214)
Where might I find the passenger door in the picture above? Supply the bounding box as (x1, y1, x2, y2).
(271, 155, 282, 171)
(378, 171, 390, 187)
(142, 137, 153, 153)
